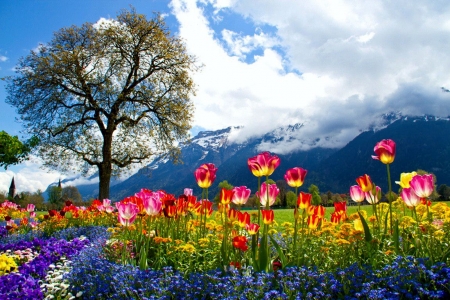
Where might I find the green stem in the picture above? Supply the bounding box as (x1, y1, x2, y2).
(386, 164, 393, 234)
(293, 187, 298, 255)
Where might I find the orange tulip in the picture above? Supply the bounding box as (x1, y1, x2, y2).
(307, 205, 325, 218)
(356, 174, 374, 192)
(228, 208, 239, 222)
(330, 212, 340, 225)
(297, 192, 312, 210)
(307, 214, 320, 229)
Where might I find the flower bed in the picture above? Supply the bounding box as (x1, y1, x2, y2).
(1, 139, 450, 298)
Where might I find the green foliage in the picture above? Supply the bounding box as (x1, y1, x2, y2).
(5, 8, 197, 199)
(48, 186, 63, 205)
(308, 184, 322, 205)
(437, 184, 450, 200)
(0, 131, 38, 169)
(285, 191, 297, 208)
(62, 186, 83, 202)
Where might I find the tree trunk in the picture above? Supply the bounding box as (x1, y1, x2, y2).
(98, 162, 112, 200)
(98, 132, 113, 200)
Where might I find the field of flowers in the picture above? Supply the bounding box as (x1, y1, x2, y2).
(1, 139, 450, 299)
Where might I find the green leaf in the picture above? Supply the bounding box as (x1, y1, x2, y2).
(358, 211, 373, 243)
(393, 219, 400, 255)
(258, 235, 269, 272)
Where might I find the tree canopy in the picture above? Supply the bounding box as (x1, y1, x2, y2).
(0, 131, 38, 169)
(6, 9, 197, 199)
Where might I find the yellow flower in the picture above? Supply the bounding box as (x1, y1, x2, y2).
(0, 254, 18, 276)
(348, 212, 360, 221)
(433, 229, 445, 241)
(400, 216, 416, 227)
(395, 171, 417, 188)
(268, 229, 278, 235)
(336, 239, 351, 245)
(281, 222, 293, 228)
(416, 204, 428, 217)
(353, 219, 363, 232)
(180, 244, 196, 253)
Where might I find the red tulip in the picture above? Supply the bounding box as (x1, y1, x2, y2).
(245, 223, 260, 235)
(194, 163, 218, 188)
(220, 188, 234, 205)
(261, 209, 274, 225)
(247, 152, 280, 177)
(232, 235, 248, 252)
(237, 211, 250, 228)
(284, 167, 307, 188)
(330, 212, 340, 225)
(372, 139, 396, 164)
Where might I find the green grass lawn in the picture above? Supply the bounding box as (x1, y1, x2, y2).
(247, 201, 450, 227)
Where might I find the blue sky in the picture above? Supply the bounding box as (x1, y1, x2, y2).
(1, 0, 450, 194)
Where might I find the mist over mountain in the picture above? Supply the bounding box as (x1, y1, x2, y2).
(54, 115, 450, 201)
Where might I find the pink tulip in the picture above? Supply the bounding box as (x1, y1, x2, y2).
(410, 174, 434, 198)
(401, 187, 421, 207)
(372, 139, 396, 164)
(232, 186, 251, 205)
(365, 186, 381, 204)
(103, 199, 112, 207)
(349, 185, 365, 203)
(30, 211, 36, 219)
(143, 193, 163, 216)
(184, 188, 193, 196)
(284, 167, 307, 188)
(256, 182, 279, 207)
(115, 202, 139, 226)
(135, 188, 152, 202)
(26, 204, 35, 212)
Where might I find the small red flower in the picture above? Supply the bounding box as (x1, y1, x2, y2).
(232, 235, 248, 252)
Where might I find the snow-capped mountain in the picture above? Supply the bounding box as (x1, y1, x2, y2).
(52, 115, 450, 201)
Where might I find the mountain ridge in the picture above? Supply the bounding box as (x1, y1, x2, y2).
(54, 115, 450, 200)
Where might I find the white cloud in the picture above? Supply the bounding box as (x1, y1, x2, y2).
(0, 55, 7, 62)
(0, 156, 61, 194)
(170, 0, 450, 145)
